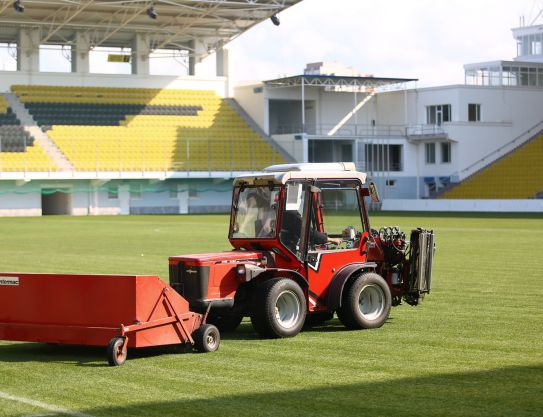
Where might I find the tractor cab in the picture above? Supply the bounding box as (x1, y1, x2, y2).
(229, 162, 371, 266)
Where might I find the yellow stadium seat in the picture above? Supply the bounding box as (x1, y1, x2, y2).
(441, 134, 543, 199)
(11, 84, 285, 172)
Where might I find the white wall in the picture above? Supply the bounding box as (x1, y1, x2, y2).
(0, 186, 41, 216)
(233, 83, 266, 132)
(382, 198, 543, 212)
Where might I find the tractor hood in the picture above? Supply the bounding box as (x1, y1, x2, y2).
(169, 251, 263, 266)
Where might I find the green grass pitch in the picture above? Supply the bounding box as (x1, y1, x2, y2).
(0, 212, 542, 417)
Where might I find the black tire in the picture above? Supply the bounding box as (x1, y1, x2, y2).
(192, 324, 220, 353)
(337, 272, 391, 330)
(207, 312, 244, 332)
(250, 278, 306, 338)
(107, 337, 127, 366)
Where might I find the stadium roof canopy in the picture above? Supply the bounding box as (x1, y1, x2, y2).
(0, 0, 302, 55)
(264, 74, 418, 89)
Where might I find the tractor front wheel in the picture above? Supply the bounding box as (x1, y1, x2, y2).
(337, 272, 391, 330)
(251, 278, 306, 338)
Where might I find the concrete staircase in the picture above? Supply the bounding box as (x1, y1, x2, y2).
(1, 93, 73, 171)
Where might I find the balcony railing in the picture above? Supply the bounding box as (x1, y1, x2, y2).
(272, 123, 446, 138)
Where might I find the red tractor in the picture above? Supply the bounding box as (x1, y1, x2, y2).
(169, 163, 435, 338)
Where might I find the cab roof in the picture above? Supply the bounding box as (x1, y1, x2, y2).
(233, 163, 367, 186)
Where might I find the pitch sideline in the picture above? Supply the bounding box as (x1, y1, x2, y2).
(0, 390, 95, 417)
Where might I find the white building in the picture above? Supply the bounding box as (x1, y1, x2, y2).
(235, 23, 543, 200)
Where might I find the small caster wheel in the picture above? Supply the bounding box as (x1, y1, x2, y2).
(192, 324, 220, 353)
(107, 337, 127, 366)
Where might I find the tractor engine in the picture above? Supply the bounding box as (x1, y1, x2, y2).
(376, 226, 435, 306)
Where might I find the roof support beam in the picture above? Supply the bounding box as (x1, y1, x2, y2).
(0, 1, 12, 18)
(151, 2, 224, 52)
(40, 1, 95, 44)
(88, 1, 153, 48)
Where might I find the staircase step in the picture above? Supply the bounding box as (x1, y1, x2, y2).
(1, 93, 73, 172)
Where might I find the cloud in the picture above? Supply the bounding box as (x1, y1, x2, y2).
(228, 0, 536, 87)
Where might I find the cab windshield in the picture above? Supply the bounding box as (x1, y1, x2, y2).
(231, 186, 279, 239)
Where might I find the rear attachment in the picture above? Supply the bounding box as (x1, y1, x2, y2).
(406, 229, 435, 306)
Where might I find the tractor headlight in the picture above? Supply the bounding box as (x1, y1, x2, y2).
(236, 264, 246, 279)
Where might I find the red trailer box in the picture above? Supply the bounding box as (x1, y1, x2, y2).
(0, 273, 220, 365)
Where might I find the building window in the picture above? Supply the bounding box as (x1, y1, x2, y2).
(426, 104, 451, 125)
(385, 179, 397, 187)
(425, 143, 436, 164)
(468, 104, 481, 122)
(108, 186, 118, 200)
(364, 144, 403, 172)
(441, 142, 451, 163)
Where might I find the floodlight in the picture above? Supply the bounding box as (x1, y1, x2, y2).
(270, 14, 280, 26)
(146, 6, 157, 19)
(13, 0, 24, 13)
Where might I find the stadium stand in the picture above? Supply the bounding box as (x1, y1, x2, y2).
(11, 85, 283, 171)
(441, 133, 543, 199)
(0, 95, 57, 171)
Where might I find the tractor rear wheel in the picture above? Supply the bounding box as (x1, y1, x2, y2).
(193, 324, 220, 353)
(250, 278, 306, 338)
(337, 272, 391, 330)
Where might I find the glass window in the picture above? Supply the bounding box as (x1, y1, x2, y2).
(426, 106, 436, 124)
(425, 143, 436, 164)
(307, 181, 365, 252)
(468, 103, 480, 122)
(538, 68, 543, 87)
(280, 182, 306, 254)
(231, 186, 280, 239)
(426, 105, 451, 125)
(441, 142, 451, 163)
(319, 187, 363, 235)
(364, 144, 403, 172)
(529, 67, 537, 86)
(442, 104, 451, 122)
(490, 67, 501, 86)
(523, 35, 531, 56)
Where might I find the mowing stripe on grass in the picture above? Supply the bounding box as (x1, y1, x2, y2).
(0, 391, 95, 417)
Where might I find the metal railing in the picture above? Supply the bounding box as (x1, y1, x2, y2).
(454, 119, 543, 180)
(405, 124, 447, 137)
(272, 123, 408, 137)
(0, 137, 284, 175)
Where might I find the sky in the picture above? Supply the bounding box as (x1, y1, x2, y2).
(0, 0, 541, 86)
(227, 0, 542, 87)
